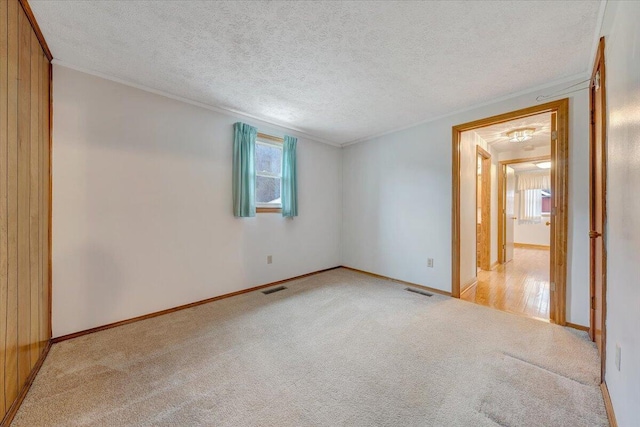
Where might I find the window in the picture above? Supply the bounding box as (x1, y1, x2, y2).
(541, 189, 551, 214)
(255, 134, 283, 211)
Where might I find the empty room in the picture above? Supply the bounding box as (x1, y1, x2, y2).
(1, 1, 638, 426)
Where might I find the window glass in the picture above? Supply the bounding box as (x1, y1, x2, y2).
(255, 140, 282, 207)
(256, 176, 281, 205)
(256, 143, 282, 176)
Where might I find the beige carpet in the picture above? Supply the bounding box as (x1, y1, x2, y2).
(13, 268, 608, 426)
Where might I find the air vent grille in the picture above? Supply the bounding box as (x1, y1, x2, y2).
(405, 287, 433, 297)
(262, 286, 287, 295)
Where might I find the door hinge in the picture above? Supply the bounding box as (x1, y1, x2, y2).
(591, 296, 595, 310)
(590, 110, 595, 125)
(550, 282, 556, 292)
(551, 130, 558, 140)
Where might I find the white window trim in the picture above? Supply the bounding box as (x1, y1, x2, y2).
(255, 139, 283, 209)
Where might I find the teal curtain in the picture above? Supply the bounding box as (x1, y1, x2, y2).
(233, 122, 257, 217)
(282, 135, 298, 217)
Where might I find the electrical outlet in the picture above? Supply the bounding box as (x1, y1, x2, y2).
(427, 258, 434, 268)
(615, 344, 621, 371)
(267, 255, 272, 265)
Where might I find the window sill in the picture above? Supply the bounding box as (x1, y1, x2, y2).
(256, 207, 282, 213)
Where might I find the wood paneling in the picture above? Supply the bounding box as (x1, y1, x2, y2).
(1, 0, 51, 424)
(40, 46, 49, 353)
(17, 2, 32, 390)
(0, 0, 8, 417)
(5, 0, 20, 410)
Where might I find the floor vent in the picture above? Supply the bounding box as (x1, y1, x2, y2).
(262, 286, 287, 295)
(405, 287, 433, 297)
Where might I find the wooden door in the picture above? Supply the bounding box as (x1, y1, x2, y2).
(504, 166, 515, 262)
(589, 38, 606, 377)
(477, 147, 491, 271)
(549, 111, 557, 322)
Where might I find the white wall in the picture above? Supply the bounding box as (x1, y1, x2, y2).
(342, 80, 591, 326)
(514, 169, 551, 247)
(459, 131, 482, 286)
(52, 66, 342, 337)
(459, 131, 498, 287)
(513, 191, 551, 246)
(599, 1, 640, 425)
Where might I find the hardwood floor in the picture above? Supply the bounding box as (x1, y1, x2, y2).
(461, 247, 550, 321)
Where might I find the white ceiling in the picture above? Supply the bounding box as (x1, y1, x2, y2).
(510, 162, 548, 172)
(30, 1, 603, 145)
(474, 112, 551, 153)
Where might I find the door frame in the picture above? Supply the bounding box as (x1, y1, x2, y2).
(452, 99, 569, 325)
(498, 155, 551, 264)
(589, 37, 607, 380)
(476, 146, 492, 271)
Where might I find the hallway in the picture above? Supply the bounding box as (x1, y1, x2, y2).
(461, 247, 550, 321)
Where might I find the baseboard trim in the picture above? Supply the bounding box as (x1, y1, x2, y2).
(514, 243, 551, 250)
(460, 277, 478, 295)
(341, 266, 451, 297)
(52, 266, 341, 343)
(490, 261, 500, 271)
(1, 340, 52, 427)
(565, 322, 590, 332)
(600, 381, 618, 427)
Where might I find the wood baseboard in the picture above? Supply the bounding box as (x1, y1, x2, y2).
(1, 340, 52, 427)
(565, 322, 590, 332)
(514, 243, 550, 250)
(52, 266, 341, 343)
(600, 381, 618, 427)
(341, 266, 451, 297)
(460, 277, 478, 295)
(490, 261, 500, 271)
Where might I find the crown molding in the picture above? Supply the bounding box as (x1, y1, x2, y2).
(53, 59, 594, 150)
(340, 71, 590, 147)
(588, 0, 608, 71)
(51, 60, 341, 148)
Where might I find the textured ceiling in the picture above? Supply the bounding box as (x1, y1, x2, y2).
(30, 1, 602, 145)
(474, 112, 551, 153)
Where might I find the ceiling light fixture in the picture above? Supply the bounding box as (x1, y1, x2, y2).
(507, 127, 535, 143)
(536, 161, 551, 169)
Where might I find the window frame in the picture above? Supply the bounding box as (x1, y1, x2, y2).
(255, 133, 284, 213)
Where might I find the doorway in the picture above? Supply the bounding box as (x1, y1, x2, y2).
(452, 100, 569, 325)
